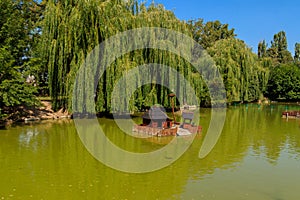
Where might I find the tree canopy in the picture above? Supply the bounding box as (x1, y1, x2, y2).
(267, 64, 300, 101)
(208, 38, 269, 102)
(0, 0, 42, 118)
(189, 19, 236, 49)
(41, 0, 203, 113)
(1, 0, 300, 120)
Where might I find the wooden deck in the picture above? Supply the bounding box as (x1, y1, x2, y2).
(132, 124, 178, 136)
(132, 124, 202, 137)
(282, 111, 300, 119)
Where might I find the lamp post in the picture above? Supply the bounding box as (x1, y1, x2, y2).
(168, 93, 176, 123)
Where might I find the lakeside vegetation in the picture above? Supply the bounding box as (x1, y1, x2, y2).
(1, 0, 300, 120)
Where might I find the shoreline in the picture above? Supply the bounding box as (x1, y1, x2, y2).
(1, 101, 300, 128)
(0, 101, 71, 128)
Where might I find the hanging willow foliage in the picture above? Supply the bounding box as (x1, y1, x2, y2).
(41, 0, 207, 113)
(42, 0, 133, 111)
(208, 38, 269, 103)
(42, 0, 268, 113)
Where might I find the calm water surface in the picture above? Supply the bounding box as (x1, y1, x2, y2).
(1, 104, 300, 199)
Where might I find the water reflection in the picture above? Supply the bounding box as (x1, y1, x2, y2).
(19, 127, 39, 146)
(0, 105, 300, 199)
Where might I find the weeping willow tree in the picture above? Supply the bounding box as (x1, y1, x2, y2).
(42, 0, 134, 111)
(41, 0, 210, 113)
(208, 38, 269, 103)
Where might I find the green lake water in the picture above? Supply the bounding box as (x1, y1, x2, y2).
(1, 104, 300, 199)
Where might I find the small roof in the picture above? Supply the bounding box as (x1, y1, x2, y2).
(142, 106, 169, 120)
(182, 111, 194, 120)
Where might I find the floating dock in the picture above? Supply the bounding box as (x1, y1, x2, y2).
(282, 111, 300, 119)
(132, 106, 202, 137)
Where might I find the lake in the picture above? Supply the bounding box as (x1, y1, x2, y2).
(1, 104, 300, 199)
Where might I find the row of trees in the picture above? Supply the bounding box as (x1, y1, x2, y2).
(1, 0, 300, 118)
(257, 31, 300, 101)
(41, 0, 202, 113)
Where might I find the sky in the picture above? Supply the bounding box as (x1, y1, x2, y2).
(150, 0, 300, 54)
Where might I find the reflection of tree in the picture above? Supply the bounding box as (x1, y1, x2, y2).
(74, 105, 299, 199)
(183, 107, 250, 178)
(186, 104, 300, 180)
(1, 105, 300, 199)
(249, 104, 299, 165)
(77, 118, 193, 199)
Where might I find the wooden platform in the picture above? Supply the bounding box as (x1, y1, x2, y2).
(282, 111, 300, 119)
(132, 124, 202, 137)
(132, 124, 178, 136)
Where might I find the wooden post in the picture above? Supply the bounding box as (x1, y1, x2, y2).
(168, 93, 176, 124)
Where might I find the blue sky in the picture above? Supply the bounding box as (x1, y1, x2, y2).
(150, 0, 300, 54)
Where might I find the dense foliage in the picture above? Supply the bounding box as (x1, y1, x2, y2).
(209, 38, 269, 102)
(189, 19, 236, 49)
(267, 64, 300, 101)
(0, 0, 43, 118)
(1, 0, 300, 119)
(257, 30, 300, 101)
(41, 0, 208, 112)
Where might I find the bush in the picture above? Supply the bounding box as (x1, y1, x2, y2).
(266, 64, 300, 101)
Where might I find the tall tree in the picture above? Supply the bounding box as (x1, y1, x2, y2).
(272, 31, 288, 51)
(267, 31, 293, 63)
(267, 64, 300, 100)
(208, 38, 269, 102)
(0, 0, 41, 118)
(294, 43, 300, 62)
(258, 40, 267, 58)
(189, 19, 236, 49)
(41, 0, 208, 113)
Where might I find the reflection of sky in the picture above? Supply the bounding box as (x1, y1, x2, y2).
(0, 107, 299, 199)
(181, 147, 300, 200)
(18, 128, 40, 151)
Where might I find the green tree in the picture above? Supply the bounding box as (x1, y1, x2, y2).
(294, 43, 300, 62)
(189, 19, 236, 49)
(267, 64, 300, 100)
(208, 38, 269, 102)
(0, 0, 41, 118)
(41, 0, 208, 113)
(267, 31, 293, 63)
(272, 31, 288, 51)
(258, 40, 267, 58)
